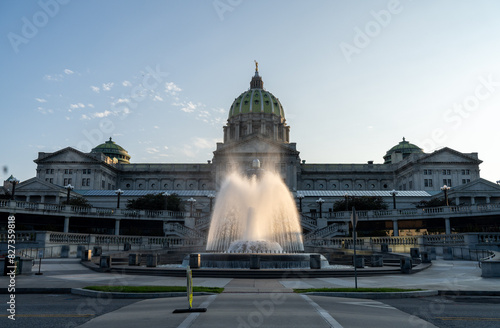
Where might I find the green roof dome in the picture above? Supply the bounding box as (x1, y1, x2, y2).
(228, 64, 285, 119)
(91, 137, 131, 164)
(384, 137, 423, 164)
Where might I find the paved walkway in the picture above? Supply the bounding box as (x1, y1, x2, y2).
(1, 258, 499, 327)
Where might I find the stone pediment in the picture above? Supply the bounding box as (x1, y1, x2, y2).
(35, 147, 100, 164)
(16, 177, 65, 192)
(418, 147, 481, 164)
(215, 136, 299, 156)
(450, 178, 500, 193)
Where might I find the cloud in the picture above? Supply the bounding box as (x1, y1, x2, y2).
(69, 103, 85, 109)
(193, 137, 217, 149)
(102, 82, 114, 91)
(146, 147, 160, 154)
(37, 107, 54, 115)
(153, 95, 164, 101)
(87, 103, 95, 108)
(64, 69, 74, 75)
(93, 110, 113, 118)
(165, 82, 182, 95)
(44, 74, 63, 81)
(122, 80, 132, 87)
(35, 98, 47, 103)
(90, 86, 100, 93)
(154, 125, 159, 129)
(179, 101, 197, 113)
(116, 98, 129, 104)
(81, 114, 90, 120)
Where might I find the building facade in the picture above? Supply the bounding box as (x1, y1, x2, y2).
(7, 66, 496, 217)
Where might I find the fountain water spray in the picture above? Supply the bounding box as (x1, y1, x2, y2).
(206, 166, 304, 253)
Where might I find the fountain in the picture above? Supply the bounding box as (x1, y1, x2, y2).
(187, 159, 328, 269)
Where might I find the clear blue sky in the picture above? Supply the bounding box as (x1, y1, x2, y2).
(1, 0, 500, 184)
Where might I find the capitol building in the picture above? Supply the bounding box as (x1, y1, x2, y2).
(7, 65, 500, 225)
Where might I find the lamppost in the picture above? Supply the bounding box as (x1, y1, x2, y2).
(115, 189, 124, 209)
(64, 184, 74, 204)
(441, 185, 451, 206)
(7, 175, 19, 200)
(297, 193, 304, 213)
(207, 193, 215, 212)
(316, 198, 325, 218)
(344, 193, 349, 211)
(187, 197, 196, 217)
(390, 189, 398, 209)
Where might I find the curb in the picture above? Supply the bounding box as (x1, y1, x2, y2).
(70, 288, 217, 299)
(304, 290, 439, 299)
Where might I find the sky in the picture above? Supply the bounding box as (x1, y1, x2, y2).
(1, 0, 500, 184)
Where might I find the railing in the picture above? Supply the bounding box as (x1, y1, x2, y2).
(370, 236, 420, 246)
(423, 234, 465, 245)
(195, 216, 211, 230)
(304, 223, 346, 240)
(300, 215, 318, 230)
(477, 233, 500, 245)
(165, 223, 205, 238)
(49, 232, 90, 244)
(4, 200, 500, 223)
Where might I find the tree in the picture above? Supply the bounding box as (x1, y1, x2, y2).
(332, 196, 388, 212)
(415, 198, 446, 208)
(62, 196, 92, 207)
(126, 193, 184, 211)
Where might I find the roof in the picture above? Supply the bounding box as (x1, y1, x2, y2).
(384, 137, 423, 164)
(295, 190, 433, 197)
(91, 137, 131, 164)
(228, 69, 285, 119)
(76, 190, 216, 197)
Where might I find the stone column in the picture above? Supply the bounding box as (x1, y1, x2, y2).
(114, 219, 120, 236)
(455, 197, 460, 206)
(486, 196, 491, 204)
(64, 217, 70, 233)
(471, 197, 475, 205)
(445, 218, 451, 235)
(393, 220, 399, 237)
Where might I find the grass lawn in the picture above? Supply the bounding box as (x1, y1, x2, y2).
(83, 286, 224, 293)
(294, 287, 423, 293)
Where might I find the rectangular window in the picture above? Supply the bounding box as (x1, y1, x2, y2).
(64, 178, 68, 185)
(82, 178, 86, 186)
(102, 180, 105, 188)
(466, 169, 470, 175)
(45, 178, 49, 182)
(409, 181, 413, 189)
(46, 169, 50, 174)
(64, 169, 68, 174)
(461, 169, 465, 175)
(447, 170, 451, 175)
(443, 179, 452, 187)
(69, 169, 73, 174)
(82, 169, 86, 174)
(50, 178, 53, 183)
(88, 169, 91, 174)
(428, 169, 432, 175)
(423, 169, 428, 175)
(68, 178, 72, 185)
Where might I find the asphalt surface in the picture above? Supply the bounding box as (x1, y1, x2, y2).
(1, 257, 499, 327)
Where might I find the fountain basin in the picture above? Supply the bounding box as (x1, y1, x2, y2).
(184, 253, 329, 269)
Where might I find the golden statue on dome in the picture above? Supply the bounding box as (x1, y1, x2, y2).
(254, 60, 258, 72)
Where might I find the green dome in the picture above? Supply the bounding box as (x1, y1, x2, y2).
(384, 137, 423, 164)
(228, 89, 285, 119)
(91, 137, 131, 164)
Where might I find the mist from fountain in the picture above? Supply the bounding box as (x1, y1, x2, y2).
(206, 170, 304, 253)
